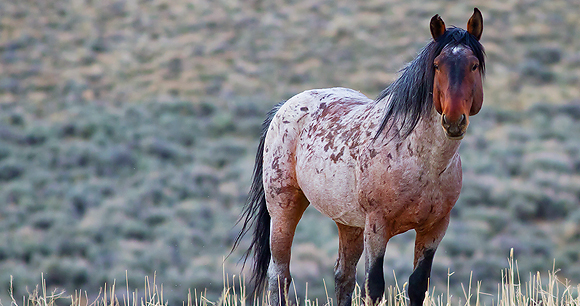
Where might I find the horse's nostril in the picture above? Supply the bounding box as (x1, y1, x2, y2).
(442, 114, 450, 126)
(460, 114, 467, 126)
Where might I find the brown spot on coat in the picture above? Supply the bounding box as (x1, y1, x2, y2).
(272, 157, 280, 170)
(330, 146, 345, 162)
(275, 185, 296, 196)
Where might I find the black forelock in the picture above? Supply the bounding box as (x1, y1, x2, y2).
(375, 27, 485, 140)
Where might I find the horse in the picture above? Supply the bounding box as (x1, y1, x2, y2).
(233, 8, 485, 306)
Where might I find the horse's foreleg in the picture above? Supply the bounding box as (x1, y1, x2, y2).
(334, 223, 364, 306)
(408, 216, 450, 306)
(363, 215, 390, 305)
(267, 192, 309, 306)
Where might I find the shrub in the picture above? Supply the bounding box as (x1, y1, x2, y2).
(526, 46, 562, 65)
(121, 220, 152, 241)
(519, 60, 555, 84)
(175, 200, 215, 232)
(207, 113, 235, 137)
(24, 126, 48, 146)
(95, 145, 138, 177)
(459, 176, 495, 207)
(462, 207, 509, 236)
(40, 256, 90, 288)
(522, 151, 573, 175)
(469, 255, 505, 288)
(442, 221, 489, 258)
(55, 141, 100, 169)
(199, 140, 246, 169)
(142, 137, 186, 163)
(0, 159, 24, 181)
(67, 181, 114, 215)
(0, 146, 11, 161)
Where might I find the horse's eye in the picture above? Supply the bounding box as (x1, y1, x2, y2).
(471, 63, 479, 71)
(434, 64, 439, 70)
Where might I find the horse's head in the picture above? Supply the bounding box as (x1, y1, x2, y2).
(430, 9, 484, 140)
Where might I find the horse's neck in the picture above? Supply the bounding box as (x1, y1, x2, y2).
(407, 107, 462, 171)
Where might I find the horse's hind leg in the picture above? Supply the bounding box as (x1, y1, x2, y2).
(408, 216, 450, 306)
(335, 223, 364, 306)
(267, 190, 309, 306)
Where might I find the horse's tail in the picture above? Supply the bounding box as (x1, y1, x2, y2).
(232, 101, 285, 297)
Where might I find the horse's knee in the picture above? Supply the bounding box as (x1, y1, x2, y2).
(334, 262, 355, 284)
(334, 259, 345, 280)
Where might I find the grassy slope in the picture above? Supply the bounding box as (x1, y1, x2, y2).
(0, 0, 580, 305)
(1, 0, 579, 108)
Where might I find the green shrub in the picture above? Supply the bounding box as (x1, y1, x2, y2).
(96, 145, 138, 177)
(40, 256, 90, 288)
(207, 113, 236, 137)
(24, 126, 48, 146)
(0, 159, 24, 181)
(519, 60, 555, 84)
(526, 46, 562, 65)
(462, 207, 509, 236)
(200, 140, 246, 169)
(458, 176, 494, 207)
(443, 221, 489, 258)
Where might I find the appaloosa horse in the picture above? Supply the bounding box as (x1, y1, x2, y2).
(234, 8, 485, 306)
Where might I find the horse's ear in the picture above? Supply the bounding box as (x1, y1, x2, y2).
(467, 8, 483, 40)
(430, 14, 446, 41)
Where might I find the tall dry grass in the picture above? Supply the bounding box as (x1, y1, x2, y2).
(6, 251, 579, 306)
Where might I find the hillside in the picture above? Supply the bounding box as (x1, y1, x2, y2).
(1, 0, 579, 108)
(0, 0, 579, 305)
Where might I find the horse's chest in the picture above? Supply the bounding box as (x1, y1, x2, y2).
(359, 154, 461, 232)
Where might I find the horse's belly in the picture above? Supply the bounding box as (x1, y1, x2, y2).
(310, 197, 366, 228)
(296, 161, 366, 228)
(311, 195, 366, 228)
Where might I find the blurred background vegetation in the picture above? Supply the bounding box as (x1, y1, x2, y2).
(0, 0, 579, 305)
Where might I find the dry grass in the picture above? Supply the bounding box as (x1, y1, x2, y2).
(5, 272, 167, 306)
(7, 251, 580, 306)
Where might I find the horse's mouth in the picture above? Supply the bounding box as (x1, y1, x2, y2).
(444, 132, 465, 140)
(442, 126, 466, 140)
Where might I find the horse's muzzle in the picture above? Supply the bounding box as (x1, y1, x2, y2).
(441, 114, 468, 140)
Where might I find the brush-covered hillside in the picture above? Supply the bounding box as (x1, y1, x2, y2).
(0, 0, 579, 305)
